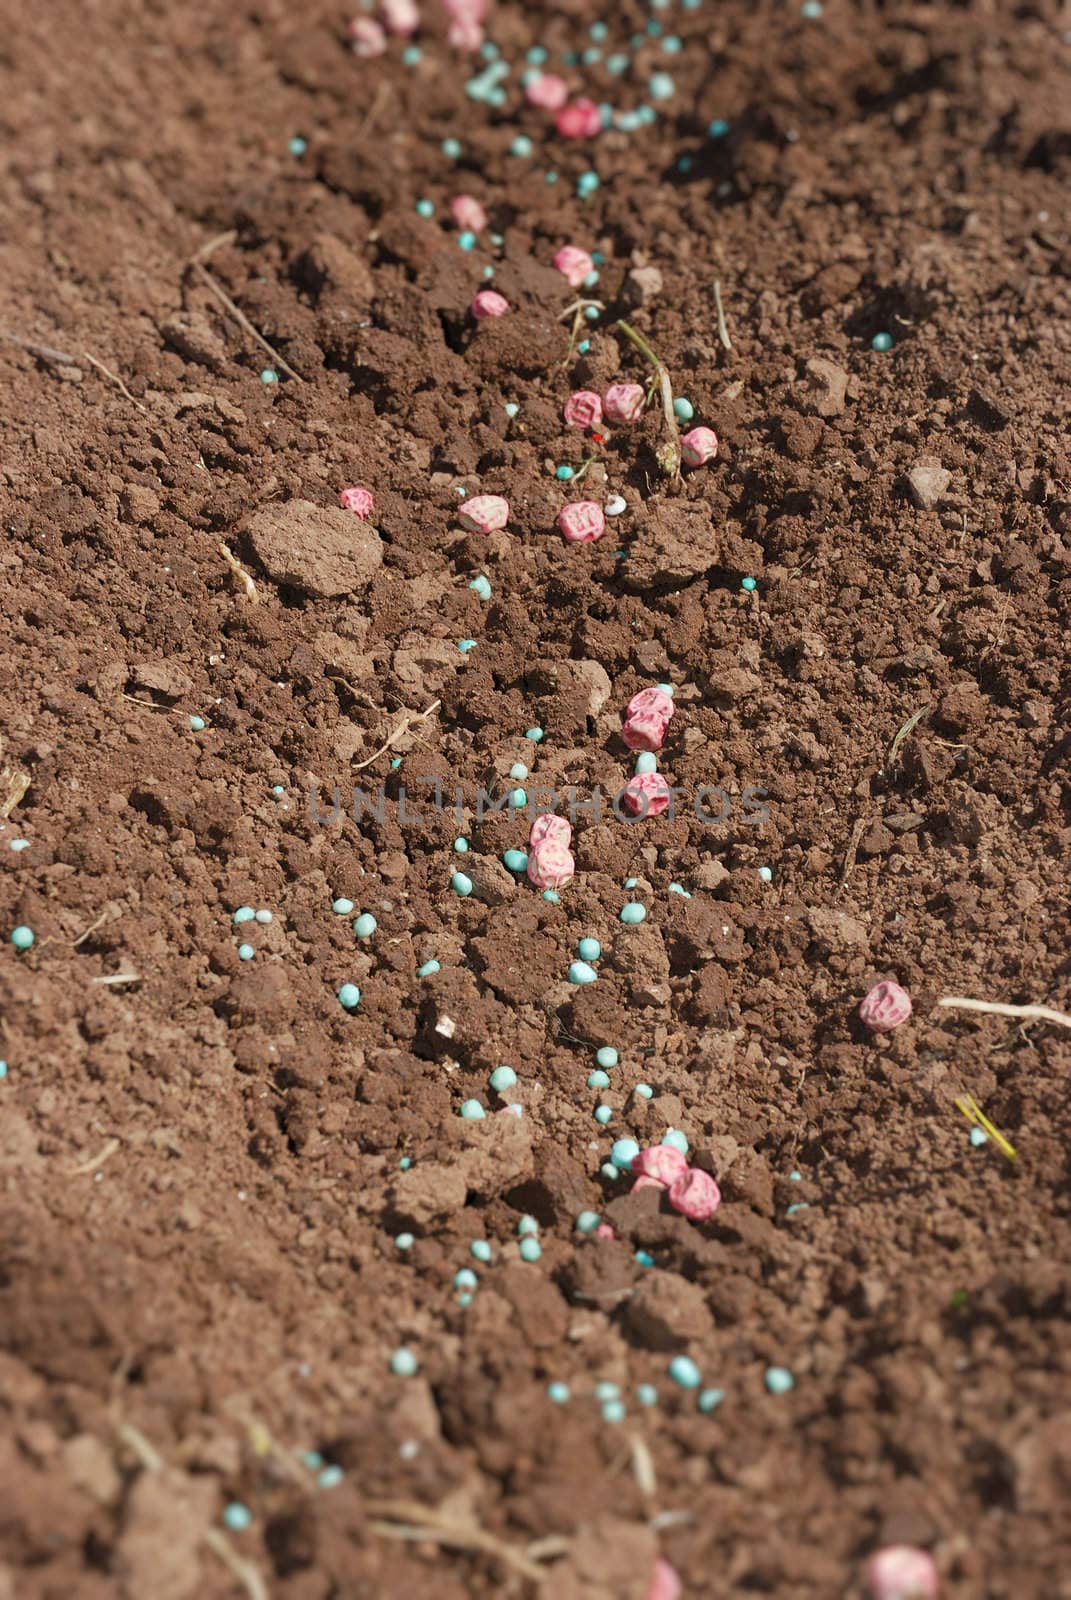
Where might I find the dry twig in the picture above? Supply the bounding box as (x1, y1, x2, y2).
(219, 542, 260, 603)
(614, 320, 681, 479)
(353, 700, 441, 771)
(68, 1138, 120, 1176)
(187, 232, 303, 383)
(713, 279, 733, 351)
(81, 351, 148, 413)
(366, 1498, 547, 1583)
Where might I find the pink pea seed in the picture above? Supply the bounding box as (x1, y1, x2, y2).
(563, 390, 603, 431)
(558, 501, 606, 545)
(457, 494, 510, 534)
(858, 979, 913, 1033)
(529, 813, 572, 850)
(526, 841, 575, 890)
(680, 426, 719, 467)
(525, 72, 568, 110)
(471, 289, 509, 319)
(647, 1558, 682, 1600)
(348, 16, 387, 55)
(603, 383, 647, 426)
(632, 1145, 689, 1187)
(380, 0, 420, 34)
(866, 1546, 939, 1600)
(553, 245, 594, 288)
(621, 772, 672, 817)
(668, 1167, 721, 1222)
(555, 97, 603, 139)
(450, 194, 487, 232)
(339, 485, 374, 519)
(626, 688, 675, 722)
(621, 711, 670, 753)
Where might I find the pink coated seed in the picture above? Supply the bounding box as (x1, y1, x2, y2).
(447, 15, 483, 48)
(553, 245, 595, 288)
(529, 813, 572, 849)
(668, 1167, 721, 1222)
(594, 1223, 616, 1239)
(471, 289, 509, 319)
(621, 772, 673, 817)
(866, 1546, 939, 1600)
(458, 494, 509, 534)
(558, 501, 606, 544)
(526, 72, 568, 110)
(348, 16, 387, 54)
(680, 426, 719, 467)
(603, 382, 646, 425)
(555, 97, 602, 139)
(450, 194, 487, 232)
(381, 0, 420, 33)
(627, 687, 675, 722)
(526, 841, 575, 890)
(563, 390, 603, 430)
(632, 1145, 688, 1186)
(647, 1559, 683, 1600)
(621, 711, 670, 753)
(859, 979, 913, 1033)
(339, 485, 374, 518)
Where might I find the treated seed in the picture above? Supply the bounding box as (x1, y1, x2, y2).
(318, 1464, 344, 1489)
(454, 1268, 478, 1289)
(519, 1236, 542, 1262)
(673, 397, 694, 421)
(610, 1138, 640, 1170)
(234, 906, 256, 923)
(415, 198, 434, 217)
(636, 1384, 658, 1406)
(662, 1128, 689, 1156)
(594, 1106, 612, 1125)
(459, 1099, 486, 1120)
(620, 903, 647, 924)
(390, 1347, 419, 1376)
(596, 1047, 619, 1069)
(395, 1233, 414, 1250)
(577, 937, 602, 961)
(635, 752, 657, 775)
(471, 1240, 493, 1262)
(223, 1503, 252, 1532)
(669, 1355, 701, 1389)
(872, 331, 893, 351)
(417, 959, 441, 976)
(451, 872, 474, 897)
(576, 1211, 601, 1233)
(525, 727, 544, 741)
(332, 897, 355, 914)
(765, 1366, 795, 1394)
(453, 837, 469, 853)
(569, 961, 598, 985)
(238, 944, 255, 961)
(338, 983, 361, 1009)
(189, 715, 206, 730)
(547, 1381, 570, 1402)
(503, 849, 528, 873)
(587, 1070, 610, 1090)
(509, 762, 529, 780)
(698, 1387, 725, 1413)
(635, 1083, 654, 1099)
(354, 913, 377, 939)
(490, 1065, 518, 1092)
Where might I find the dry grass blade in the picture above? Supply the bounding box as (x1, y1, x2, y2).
(68, 1138, 120, 1177)
(81, 351, 148, 413)
(353, 700, 441, 771)
(194, 261, 304, 382)
(713, 278, 733, 351)
(366, 1499, 547, 1582)
(938, 995, 1071, 1030)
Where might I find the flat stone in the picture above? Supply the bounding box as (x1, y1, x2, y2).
(905, 459, 951, 510)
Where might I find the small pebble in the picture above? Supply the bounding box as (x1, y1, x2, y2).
(417, 959, 441, 976)
(620, 903, 647, 925)
(390, 1347, 419, 1377)
(331, 898, 355, 915)
(519, 1236, 542, 1262)
(238, 944, 255, 961)
(547, 1381, 571, 1403)
(569, 960, 598, 985)
(354, 913, 377, 939)
(471, 1240, 493, 1263)
(872, 331, 893, 352)
(395, 1233, 414, 1250)
(10, 926, 34, 951)
(234, 906, 256, 924)
(587, 1070, 610, 1090)
(490, 1065, 518, 1092)
(459, 1099, 486, 1120)
(765, 1366, 795, 1395)
(451, 872, 474, 897)
(223, 1503, 252, 1532)
(318, 1465, 344, 1489)
(698, 1387, 725, 1413)
(576, 1210, 601, 1233)
(668, 1355, 702, 1390)
(338, 983, 361, 1010)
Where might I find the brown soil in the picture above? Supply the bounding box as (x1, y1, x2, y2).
(1, 0, 1070, 1595)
